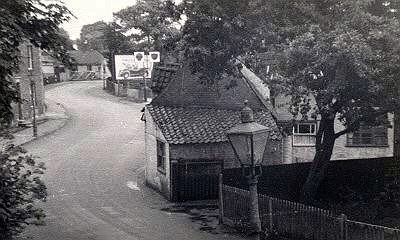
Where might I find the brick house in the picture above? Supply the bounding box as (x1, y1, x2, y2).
(11, 42, 45, 123)
(144, 63, 282, 201)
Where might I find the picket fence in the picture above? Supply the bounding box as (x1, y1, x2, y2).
(222, 185, 400, 240)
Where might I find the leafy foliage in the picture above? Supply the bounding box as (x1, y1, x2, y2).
(176, 0, 400, 201)
(77, 21, 109, 52)
(114, 0, 182, 54)
(0, 142, 47, 239)
(0, 0, 72, 126)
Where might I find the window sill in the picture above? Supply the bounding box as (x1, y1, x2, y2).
(345, 144, 389, 148)
(293, 144, 316, 147)
(157, 167, 166, 175)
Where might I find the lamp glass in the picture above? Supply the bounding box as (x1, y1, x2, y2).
(228, 133, 252, 166)
(252, 130, 270, 165)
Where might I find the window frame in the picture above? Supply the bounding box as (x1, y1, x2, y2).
(156, 140, 167, 174)
(292, 122, 317, 147)
(27, 45, 34, 70)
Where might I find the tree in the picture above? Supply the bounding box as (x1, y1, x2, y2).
(0, 1, 71, 239)
(179, 0, 257, 82)
(114, 0, 181, 54)
(271, 0, 400, 202)
(77, 21, 108, 52)
(103, 22, 135, 72)
(177, 0, 400, 202)
(0, 0, 72, 126)
(57, 28, 75, 51)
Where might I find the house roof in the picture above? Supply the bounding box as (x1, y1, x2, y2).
(147, 104, 281, 145)
(68, 50, 104, 65)
(151, 63, 181, 94)
(150, 64, 270, 111)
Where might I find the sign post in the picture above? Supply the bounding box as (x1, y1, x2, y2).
(114, 51, 160, 102)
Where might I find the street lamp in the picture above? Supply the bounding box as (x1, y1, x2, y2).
(227, 100, 271, 240)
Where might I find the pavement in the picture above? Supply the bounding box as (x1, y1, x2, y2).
(16, 81, 247, 240)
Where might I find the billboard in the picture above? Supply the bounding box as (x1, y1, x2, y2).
(114, 54, 155, 80)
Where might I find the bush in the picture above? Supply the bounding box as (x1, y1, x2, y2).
(0, 141, 47, 240)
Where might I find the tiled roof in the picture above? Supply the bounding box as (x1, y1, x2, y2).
(147, 105, 281, 145)
(68, 50, 104, 65)
(151, 63, 181, 94)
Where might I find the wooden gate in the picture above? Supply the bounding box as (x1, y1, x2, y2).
(171, 159, 222, 202)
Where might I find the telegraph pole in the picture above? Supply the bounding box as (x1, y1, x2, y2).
(30, 79, 37, 138)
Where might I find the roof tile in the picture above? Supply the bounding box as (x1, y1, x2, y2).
(147, 105, 281, 145)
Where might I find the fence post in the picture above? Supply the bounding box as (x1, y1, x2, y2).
(339, 213, 347, 240)
(268, 197, 273, 231)
(218, 173, 224, 224)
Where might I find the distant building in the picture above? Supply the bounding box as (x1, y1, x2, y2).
(11, 42, 45, 123)
(40, 50, 70, 84)
(68, 50, 106, 80)
(144, 63, 281, 201)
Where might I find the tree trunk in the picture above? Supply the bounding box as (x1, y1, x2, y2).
(300, 116, 336, 203)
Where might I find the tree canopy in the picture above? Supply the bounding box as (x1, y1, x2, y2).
(114, 0, 181, 54)
(0, 0, 72, 126)
(177, 0, 400, 201)
(77, 21, 108, 52)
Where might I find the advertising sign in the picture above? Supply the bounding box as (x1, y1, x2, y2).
(114, 54, 154, 80)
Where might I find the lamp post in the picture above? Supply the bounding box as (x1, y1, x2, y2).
(227, 100, 271, 240)
(14, 77, 23, 121)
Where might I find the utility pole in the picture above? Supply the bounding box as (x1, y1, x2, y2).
(143, 53, 148, 102)
(14, 77, 23, 121)
(30, 79, 37, 138)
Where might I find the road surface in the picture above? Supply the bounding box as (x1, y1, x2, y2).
(21, 81, 242, 240)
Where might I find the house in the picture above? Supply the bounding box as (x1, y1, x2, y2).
(40, 50, 71, 84)
(68, 50, 106, 80)
(144, 63, 282, 201)
(11, 42, 45, 123)
(272, 94, 394, 163)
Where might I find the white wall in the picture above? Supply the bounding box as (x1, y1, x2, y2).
(283, 114, 394, 163)
(144, 108, 171, 199)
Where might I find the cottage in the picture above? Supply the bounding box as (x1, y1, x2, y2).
(11, 42, 45, 124)
(68, 50, 106, 80)
(144, 63, 282, 201)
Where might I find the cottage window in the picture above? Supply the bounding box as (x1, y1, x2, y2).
(157, 140, 166, 173)
(27, 45, 33, 70)
(293, 122, 317, 146)
(347, 124, 388, 147)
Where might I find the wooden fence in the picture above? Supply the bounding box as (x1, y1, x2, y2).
(222, 185, 400, 240)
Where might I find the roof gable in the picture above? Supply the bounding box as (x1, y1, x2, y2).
(151, 65, 268, 111)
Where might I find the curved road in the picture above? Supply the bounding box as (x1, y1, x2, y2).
(22, 82, 240, 240)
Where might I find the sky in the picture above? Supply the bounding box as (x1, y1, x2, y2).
(61, 0, 136, 40)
